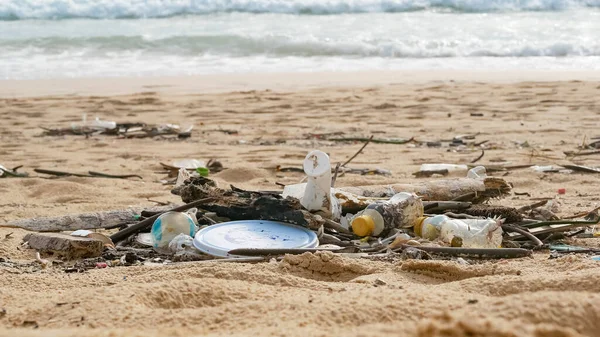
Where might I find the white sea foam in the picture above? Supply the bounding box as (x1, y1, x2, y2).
(1, 6, 599, 79)
(1, 0, 600, 19)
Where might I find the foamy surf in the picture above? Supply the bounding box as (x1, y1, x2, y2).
(1, 2, 599, 79)
(2, 0, 600, 19)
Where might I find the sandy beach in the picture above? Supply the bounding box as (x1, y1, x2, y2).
(1, 71, 600, 337)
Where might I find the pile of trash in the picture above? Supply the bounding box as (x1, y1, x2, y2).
(4, 149, 600, 272)
(40, 114, 193, 139)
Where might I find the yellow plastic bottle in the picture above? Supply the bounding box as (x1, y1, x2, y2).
(351, 192, 423, 237)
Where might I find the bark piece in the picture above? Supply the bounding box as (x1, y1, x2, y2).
(3, 206, 172, 232)
(23, 233, 104, 259)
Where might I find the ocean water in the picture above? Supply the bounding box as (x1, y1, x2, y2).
(1, 0, 600, 79)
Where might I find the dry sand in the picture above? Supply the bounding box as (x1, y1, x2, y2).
(1, 72, 600, 336)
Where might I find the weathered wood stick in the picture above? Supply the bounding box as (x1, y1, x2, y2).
(34, 168, 90, 177)
(4, 209, 141, 232)
(398, 245, 532, 259)
(423, 201, 472, 213)
(229, 247, 343, 256)
(329, 137, 414, 145)
(88, 171, 143, 179)
(337, 177, 510, 203)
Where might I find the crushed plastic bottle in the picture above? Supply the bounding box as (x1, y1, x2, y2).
(350, 192, 423, 237)
(467, 166, 487, 179)
(173, 159, 205, 169)
(175, 167, 191, 187)
(151, 208, 198, 253)
(419, 164, 468, 176)
(414, 215, 503, 248)
(167, 233, 205, 261)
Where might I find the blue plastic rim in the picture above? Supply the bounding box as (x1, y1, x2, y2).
(193, 220, 318, 258)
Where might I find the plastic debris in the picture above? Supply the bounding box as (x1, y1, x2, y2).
(172, 159, 206, 169)
(301, 150, 341, 219)
(467, 166, 487, 179)
(71, 114, 116, 132)
(175, 168, 191, 187)
(282, 150, 341, 220)
(151, 209, 198, 253)
(167, 234, 206, 261)
(193, 220, 318, 258)
(349, 192, 424, 237)
(414, 215, 503, 248)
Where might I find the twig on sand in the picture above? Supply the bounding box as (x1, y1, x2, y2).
(331, 162, 341, 187)
(471, 149, 485, 164)
(322, 218, 351, 234)
(34, 168, 89, 177)
(342, 135, 374, 167)
(394, 245, 532, 259)
(517, 200, 549, 213)
(330, 137, 414, 145)
(34, 168, 142, 180)
(562, 206, 600, 219)
(228, 247, 343, 256)
(501, 225, 543, 248)
(88, 171, 143, 179)
(147, 199, 171, 206)
(564, 150, 600, 157)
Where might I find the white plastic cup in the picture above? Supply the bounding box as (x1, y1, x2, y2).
(301, 150, 332, 212)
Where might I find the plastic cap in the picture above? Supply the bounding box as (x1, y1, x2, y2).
(352, 215, 375, 237)
(413, 217, 427, 237)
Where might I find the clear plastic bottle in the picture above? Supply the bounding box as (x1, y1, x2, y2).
(350, 192, 423, 237)
(419, 164, 469, 176)
(414, 215, 503, 248)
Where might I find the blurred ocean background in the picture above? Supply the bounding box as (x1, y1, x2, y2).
(1, 0, 600, 79)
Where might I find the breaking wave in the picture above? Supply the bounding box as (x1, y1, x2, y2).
(4, 35, 599, 58)
(2, 0, 600, 20)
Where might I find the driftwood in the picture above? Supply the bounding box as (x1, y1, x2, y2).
(4, 209, 139, 232)
(175, 178, 325, 230)
(337, 177, 510, 203)
(34, 168, 142, 179)
(3, 206, 172, 232)
(23, 233, 104, 259)
(396, 245, 532, 259)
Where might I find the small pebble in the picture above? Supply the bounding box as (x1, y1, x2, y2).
(373, 278, 387, 286)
